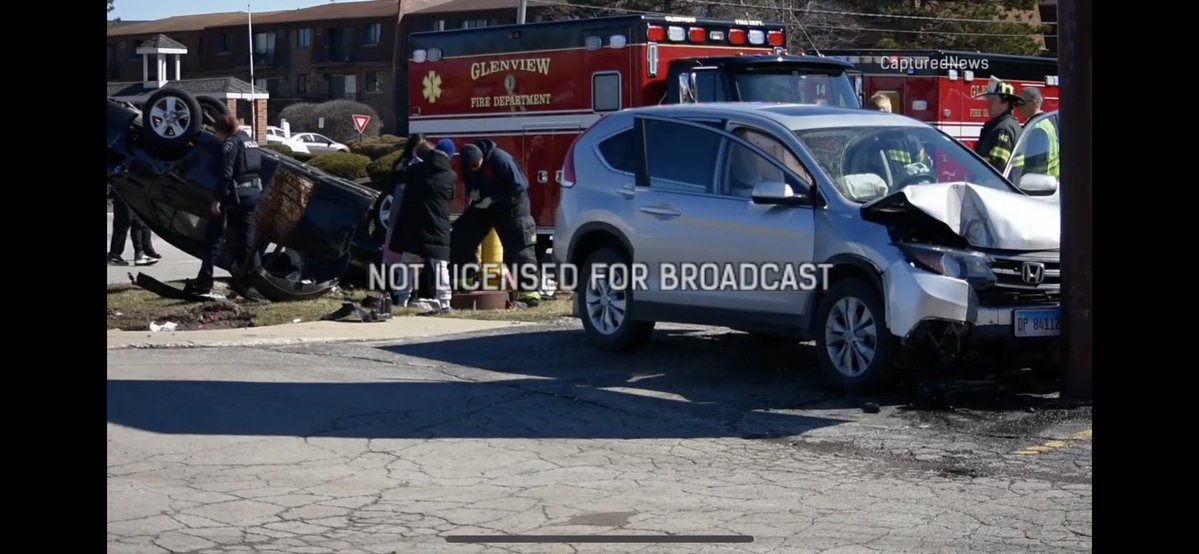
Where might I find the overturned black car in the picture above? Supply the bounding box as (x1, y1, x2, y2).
(107, 88, 383, 301)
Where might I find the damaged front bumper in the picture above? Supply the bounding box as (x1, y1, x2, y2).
(883, 260, 1060, 365)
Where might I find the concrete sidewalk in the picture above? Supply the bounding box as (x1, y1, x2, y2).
(107, 316, 528, 349)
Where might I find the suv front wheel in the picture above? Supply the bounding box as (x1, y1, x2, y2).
(815, 278, 898, 391)
(577, 247, 654, 352)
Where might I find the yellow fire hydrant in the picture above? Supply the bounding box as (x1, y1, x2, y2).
(477, 229, 504, 289)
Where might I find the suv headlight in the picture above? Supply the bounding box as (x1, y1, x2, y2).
(899, 243, 996, 286)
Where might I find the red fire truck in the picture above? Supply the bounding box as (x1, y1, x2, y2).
(403, 15, 859, 260)
(812, 49, 1059, 148)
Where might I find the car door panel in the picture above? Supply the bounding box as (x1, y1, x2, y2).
(630, 118, 722, 306)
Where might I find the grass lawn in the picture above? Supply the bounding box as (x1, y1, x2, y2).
(107, 283, 575, 331)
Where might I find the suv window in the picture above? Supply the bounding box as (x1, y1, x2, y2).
(733, 128, 812, 186)
(597, 129, 636, 174)
(643, 119, 721, 194)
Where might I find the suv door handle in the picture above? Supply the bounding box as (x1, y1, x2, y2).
(639, 205, 682, 217)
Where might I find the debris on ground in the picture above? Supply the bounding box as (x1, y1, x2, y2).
(149, 321, 178, 332)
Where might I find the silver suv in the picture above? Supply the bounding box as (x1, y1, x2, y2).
(554, 104, 1062, 390)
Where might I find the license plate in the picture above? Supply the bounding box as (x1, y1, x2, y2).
(1013, 308, 1061, 337)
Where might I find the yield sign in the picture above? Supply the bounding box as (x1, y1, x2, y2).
(352, 114, 371, 134)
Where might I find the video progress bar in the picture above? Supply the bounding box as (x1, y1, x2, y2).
(446, 535, 753, 543)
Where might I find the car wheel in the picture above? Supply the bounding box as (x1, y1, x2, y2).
(815, 278, 899, 391)
(369, 191, 393, 243)
(140, 89, 203, 148)
(577, 247, 654, 352)
(196, 96, 229, 128)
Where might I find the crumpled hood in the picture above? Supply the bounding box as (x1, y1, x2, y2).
(862, 182, 1059, 250)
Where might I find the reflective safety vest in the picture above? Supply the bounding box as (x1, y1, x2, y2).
(1012, 118, 1059, 178)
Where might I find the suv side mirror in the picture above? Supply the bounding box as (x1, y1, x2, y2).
(1017, 173, 1058, 195)
(751, 181, 808, 206)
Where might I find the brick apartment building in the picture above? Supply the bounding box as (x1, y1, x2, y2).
(108, 1, 404, 132)
(106, 0, 557, 134)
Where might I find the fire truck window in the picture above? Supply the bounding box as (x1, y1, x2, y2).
(644, 119, 721, 194)
(693, 71, 726, 102)
(593, 73, 622, 113)
(597, 129, 635, 174)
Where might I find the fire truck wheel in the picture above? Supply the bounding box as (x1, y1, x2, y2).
(577, 247, 654, 352)
(140, 89, 203, 148)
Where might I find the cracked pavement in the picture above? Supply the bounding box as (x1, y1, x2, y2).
(108, 322, 1091, 553)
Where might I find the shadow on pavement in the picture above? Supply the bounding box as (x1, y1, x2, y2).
(107, 326, 1066, 439)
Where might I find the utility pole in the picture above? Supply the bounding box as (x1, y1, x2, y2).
(517, 0, 527, 24)
(1058, 0, 1092, 402)
(247, 1, 257, 139)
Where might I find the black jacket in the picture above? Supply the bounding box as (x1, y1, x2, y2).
(389, 151, 456, 261)
(464, 139, 529, 204)
(221, 133, 263, 204)
(975, 110, 1023, 171)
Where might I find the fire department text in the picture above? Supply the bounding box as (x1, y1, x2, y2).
(470, 57, 552, 80)
(471, 93, 553, 108)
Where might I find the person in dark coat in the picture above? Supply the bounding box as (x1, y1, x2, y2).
(450, 139, 541, 306)
(388, 138, 457, 312)
(382, 135, 437, 302)
(974, 77, 1024, 171)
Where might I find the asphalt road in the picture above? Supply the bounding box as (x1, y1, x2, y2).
(107, 322, 1092, 553)
(107, 212, 228, 285)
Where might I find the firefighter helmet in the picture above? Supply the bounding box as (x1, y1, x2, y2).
(976, 76, 1025, 105)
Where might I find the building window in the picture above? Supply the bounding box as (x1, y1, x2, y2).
(254, 32, 277, 65)
(363, 23, 382, 45)
(462, 19, 489, 29)
(366, 71, 383, 93)
(298, 28, 312, 48)
(324, 27, 352, 61)
(431, 19, 446, 31)
(534, 15, 547, 22)
(297, 74, 309, 95)
(130, 40, 141, 60)
(108, 44, 118, 78)
(217, 33, 229, 53)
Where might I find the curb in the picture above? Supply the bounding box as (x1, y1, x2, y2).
(106, 320, 534, 350)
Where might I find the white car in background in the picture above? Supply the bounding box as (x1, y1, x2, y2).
(291, 132, 351, 154)
(265, 126, 311, 155)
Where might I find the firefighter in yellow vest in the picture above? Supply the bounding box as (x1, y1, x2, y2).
(974, 77, 1024, 171)
(1011, 86, 1060, 179)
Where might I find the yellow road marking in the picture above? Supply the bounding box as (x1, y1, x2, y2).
(1016, 429, 1091, 456)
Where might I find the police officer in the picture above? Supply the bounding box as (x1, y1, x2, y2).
(185, 115, 267, 302)
(974, 77, 1024, 171)
(450, 139, 541, 306)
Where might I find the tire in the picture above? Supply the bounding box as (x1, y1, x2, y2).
(577, 247, 654, 352)
(369, 191, 393, 243)
(140, 88, 203, 148)
(196, 96, 229, 128)
(815, 278, 900, 391)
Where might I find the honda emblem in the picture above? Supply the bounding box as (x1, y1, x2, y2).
(1020, 262, 1045, 285)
